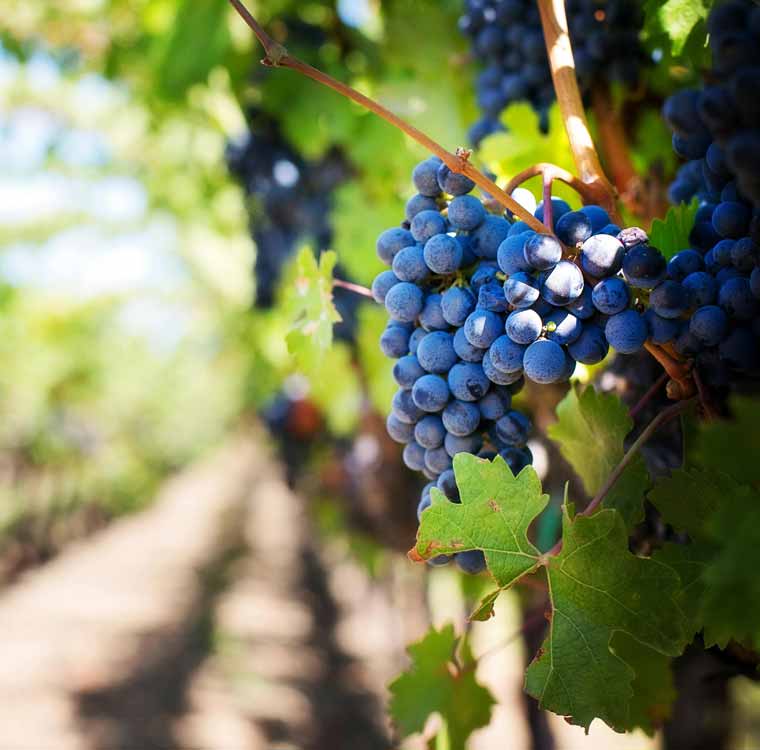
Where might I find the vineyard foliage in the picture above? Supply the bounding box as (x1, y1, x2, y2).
(4, 0, 760, 746)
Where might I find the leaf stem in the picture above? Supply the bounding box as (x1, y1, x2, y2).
(535, 0, 619, 222)
(333, 278, 374, 298)
(545, 396, 698, 558)
(628, 371, 668, 420)
(228, 0, 547, 233)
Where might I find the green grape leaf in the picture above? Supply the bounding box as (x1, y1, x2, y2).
(643, 0, 712, 57)
(648, 197, 700, 260)
(525, 508, 689, 731)
(648, 467, 728, 541)
(284, 248, 341, 371)
(547, 386, 649, 529)
(691, 396, 760, 485)
(609, 633, 676, 735)
(701, 484, 760, 649)
(411, 453, 548, 588)
(154, 0, 231, 98)
(388, 624, 495, 750)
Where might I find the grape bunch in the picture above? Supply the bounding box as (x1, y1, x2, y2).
(665, 0, 760, 209)
(372, 157, 686, 573)
(459, 0, 648, 144)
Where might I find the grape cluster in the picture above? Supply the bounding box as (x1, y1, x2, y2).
(459, 0, 648, 144)
(373, 158, 687, 572)
(665, 0, 760, 209)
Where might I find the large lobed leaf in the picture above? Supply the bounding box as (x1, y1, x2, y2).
(525, 508, 689, 732)
(388, 624, 495, 750)
(548, 386, 649, 530)
(411, 453, 547, 589)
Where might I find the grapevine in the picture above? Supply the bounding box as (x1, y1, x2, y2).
(228, 0, 760, 746)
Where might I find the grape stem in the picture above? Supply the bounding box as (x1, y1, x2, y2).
(591, 86, 644, 216)
(227, 0, 547, 233)
(332, 278, 374, 298)
(628, 371, 668, 420)
(644, 341, 695, 398)
(544, 396, 698, 559)
(542, 171, 554, 231)
(504, 162, 600, 206)
(536, 0, 620, 222)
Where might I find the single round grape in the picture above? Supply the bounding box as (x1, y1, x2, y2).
(471, 215, 511, 260)
(506, 308, 543, 344)
(712, 239, 735, 267)
(437, 163, 475, 195)
(377, 227, 414, 265)
(497, 233, 533, 274)
(556, 210, 593, 246)
(666, 249, 704, 281)
(579, 234, 625, 278)
(650, 280, 689, 319)
(385, 282, 424, 322)
(478, 281, 510, 313)
(411, 209, 447, 243)
(408, 327, 426, 355)
(455, 550, 486, 574)
(567, 324, 609, 364)
(464, 308, 504, 348)
(392, 388, 424, 424)
(482, 348, 523, 384)
(690, 305, 728, 347)
(415, 414, 447, 449)
(541, 260, 584, 305)
(448, 195, 486, 231)
(712, 200, 751, 238)
(453, 326, 486, 362)
(419, 293, 448, 330)
(405, 193, 439, 222)
(441, 286, 477, 326)
(444, 431, 483, 458)
(617, 226, 649, 249)
(412, 374, 450, 412)
(442, 399, 481, 436)
(478, 388, 512, 421)
(448, 362, 490, 401)
(523, 339, 567, 383)
(416, 331, 457, 374)
(494, 410, 532, 447)
(393, 354, 425, 389)
(545, 308, 583, 345)
(423, 233, 463, 274)
(403, 441, 426, 471)
(504, 272, 540, 308)
(511, 187, 537, 215)
(470, 261, 500, 292)
(392, 245, 429, 283)
(731, 237, 759, 271)
(719, 276, 758, 319)
(622, 244, 666, 289)
(524, 233, 562, 270)
(386, 413, 414, 444)
(579, 205, 611, 231)
(371, 270, 400, 304)
(413, 156, 443, 197)
(566, 284, 595, 319)
(605, 309, 648, 353)
(380, 322, 411, 358)
(591, 277, 630, 315)
(643, 309, 681, 345)
(488, 334, 527, 372)
(425, 445, 453, 474)
(683, 271, 718, 307)
(499, 446, 533, 475)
